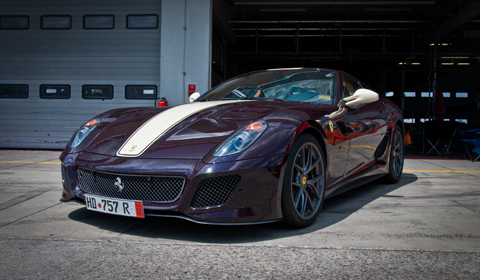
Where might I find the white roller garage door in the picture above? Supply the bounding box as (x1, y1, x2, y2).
(0, 0, 161, 149)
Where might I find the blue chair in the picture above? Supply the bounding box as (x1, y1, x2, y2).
(460, 128, 480, 162)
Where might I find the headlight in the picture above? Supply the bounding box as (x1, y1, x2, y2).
(68, 118, 101, 148)
(214, 120, 268, 157)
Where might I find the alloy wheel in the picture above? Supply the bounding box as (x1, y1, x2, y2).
(392, 130, 404, 177)
(290, 142, 325, 220)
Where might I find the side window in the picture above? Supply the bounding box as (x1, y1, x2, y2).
(342, 78, 361, 97)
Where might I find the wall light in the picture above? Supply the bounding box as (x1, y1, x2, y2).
(441, 56, 469, 59)
(429, 43, 451, 46)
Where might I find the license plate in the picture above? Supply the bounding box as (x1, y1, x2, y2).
(85, 194, 144, 218)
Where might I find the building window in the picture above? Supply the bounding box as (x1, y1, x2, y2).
(125, 85, 157, 99)
(456, 92, 468, 98)
(41, 15, 71, 30)
(40, 85, 71, 99)
(83, 15, 114, 29)
(0, 15, 29, 30)
(82, 85, 114, 99)
(126, 14, 158, 29)
(0, 84, 29, 98)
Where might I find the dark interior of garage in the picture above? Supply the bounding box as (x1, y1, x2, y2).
(211, 0, 480, 156)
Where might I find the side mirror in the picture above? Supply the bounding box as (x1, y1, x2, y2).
(343, 89, 379, 107)
(189, 92, 201, 103)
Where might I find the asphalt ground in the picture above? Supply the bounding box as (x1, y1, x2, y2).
(0, 150, 479, 279)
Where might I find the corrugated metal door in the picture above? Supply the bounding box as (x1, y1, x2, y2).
(0, 0, 161, 149)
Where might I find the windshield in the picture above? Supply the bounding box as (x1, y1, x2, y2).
(197, 68, 336, 104)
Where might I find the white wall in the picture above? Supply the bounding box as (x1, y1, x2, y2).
(160, 0, 212, 106)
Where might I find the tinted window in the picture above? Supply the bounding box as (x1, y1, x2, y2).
(41, 15, 71, 29)
(126, 14, 158, 29)
(82, 85, 114, 99)
(0, 16, 29, 29)
(40, 85, 71, 99)
(0, 84, 28, 98)
(83, 15, 114, 29)
(125, 85, 157, 99)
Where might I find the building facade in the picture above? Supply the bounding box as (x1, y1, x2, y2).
(0, 0, 212, 149)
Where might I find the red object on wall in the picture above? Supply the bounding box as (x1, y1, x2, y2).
(188, 84, 196, 96)
(158, 97, 168, 107)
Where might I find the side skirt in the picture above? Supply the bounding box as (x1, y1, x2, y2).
(325, 166, 387, 199)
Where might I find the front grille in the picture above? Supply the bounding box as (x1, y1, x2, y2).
(77, 168, 185, 203)
(191, 175, 241, 208)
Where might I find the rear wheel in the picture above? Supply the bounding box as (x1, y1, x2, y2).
(384, 126, 404, 183)
(281, 134, 325, 228)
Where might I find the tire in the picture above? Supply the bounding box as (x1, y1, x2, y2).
(281, 134, 325, 228)
(383, 126, 404, 183)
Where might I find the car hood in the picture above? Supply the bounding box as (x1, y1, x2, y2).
(82, 100, 316, 159)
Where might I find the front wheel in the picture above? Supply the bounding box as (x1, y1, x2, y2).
(383, 126, 404, 183)
(281, 134, 325, 228)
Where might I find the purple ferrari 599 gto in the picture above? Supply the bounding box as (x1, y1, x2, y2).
(60, 68, 404, 228)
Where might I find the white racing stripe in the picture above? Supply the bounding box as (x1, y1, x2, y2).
(116, 100, 249, 157)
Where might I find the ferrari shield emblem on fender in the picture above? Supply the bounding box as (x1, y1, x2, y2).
(114, 177, 124, 193)
(329, 121, 334, 133)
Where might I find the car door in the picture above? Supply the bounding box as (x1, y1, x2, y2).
(341, 77, 387, 179)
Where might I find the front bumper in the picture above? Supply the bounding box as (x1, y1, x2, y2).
(60, 151, 286, 224)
